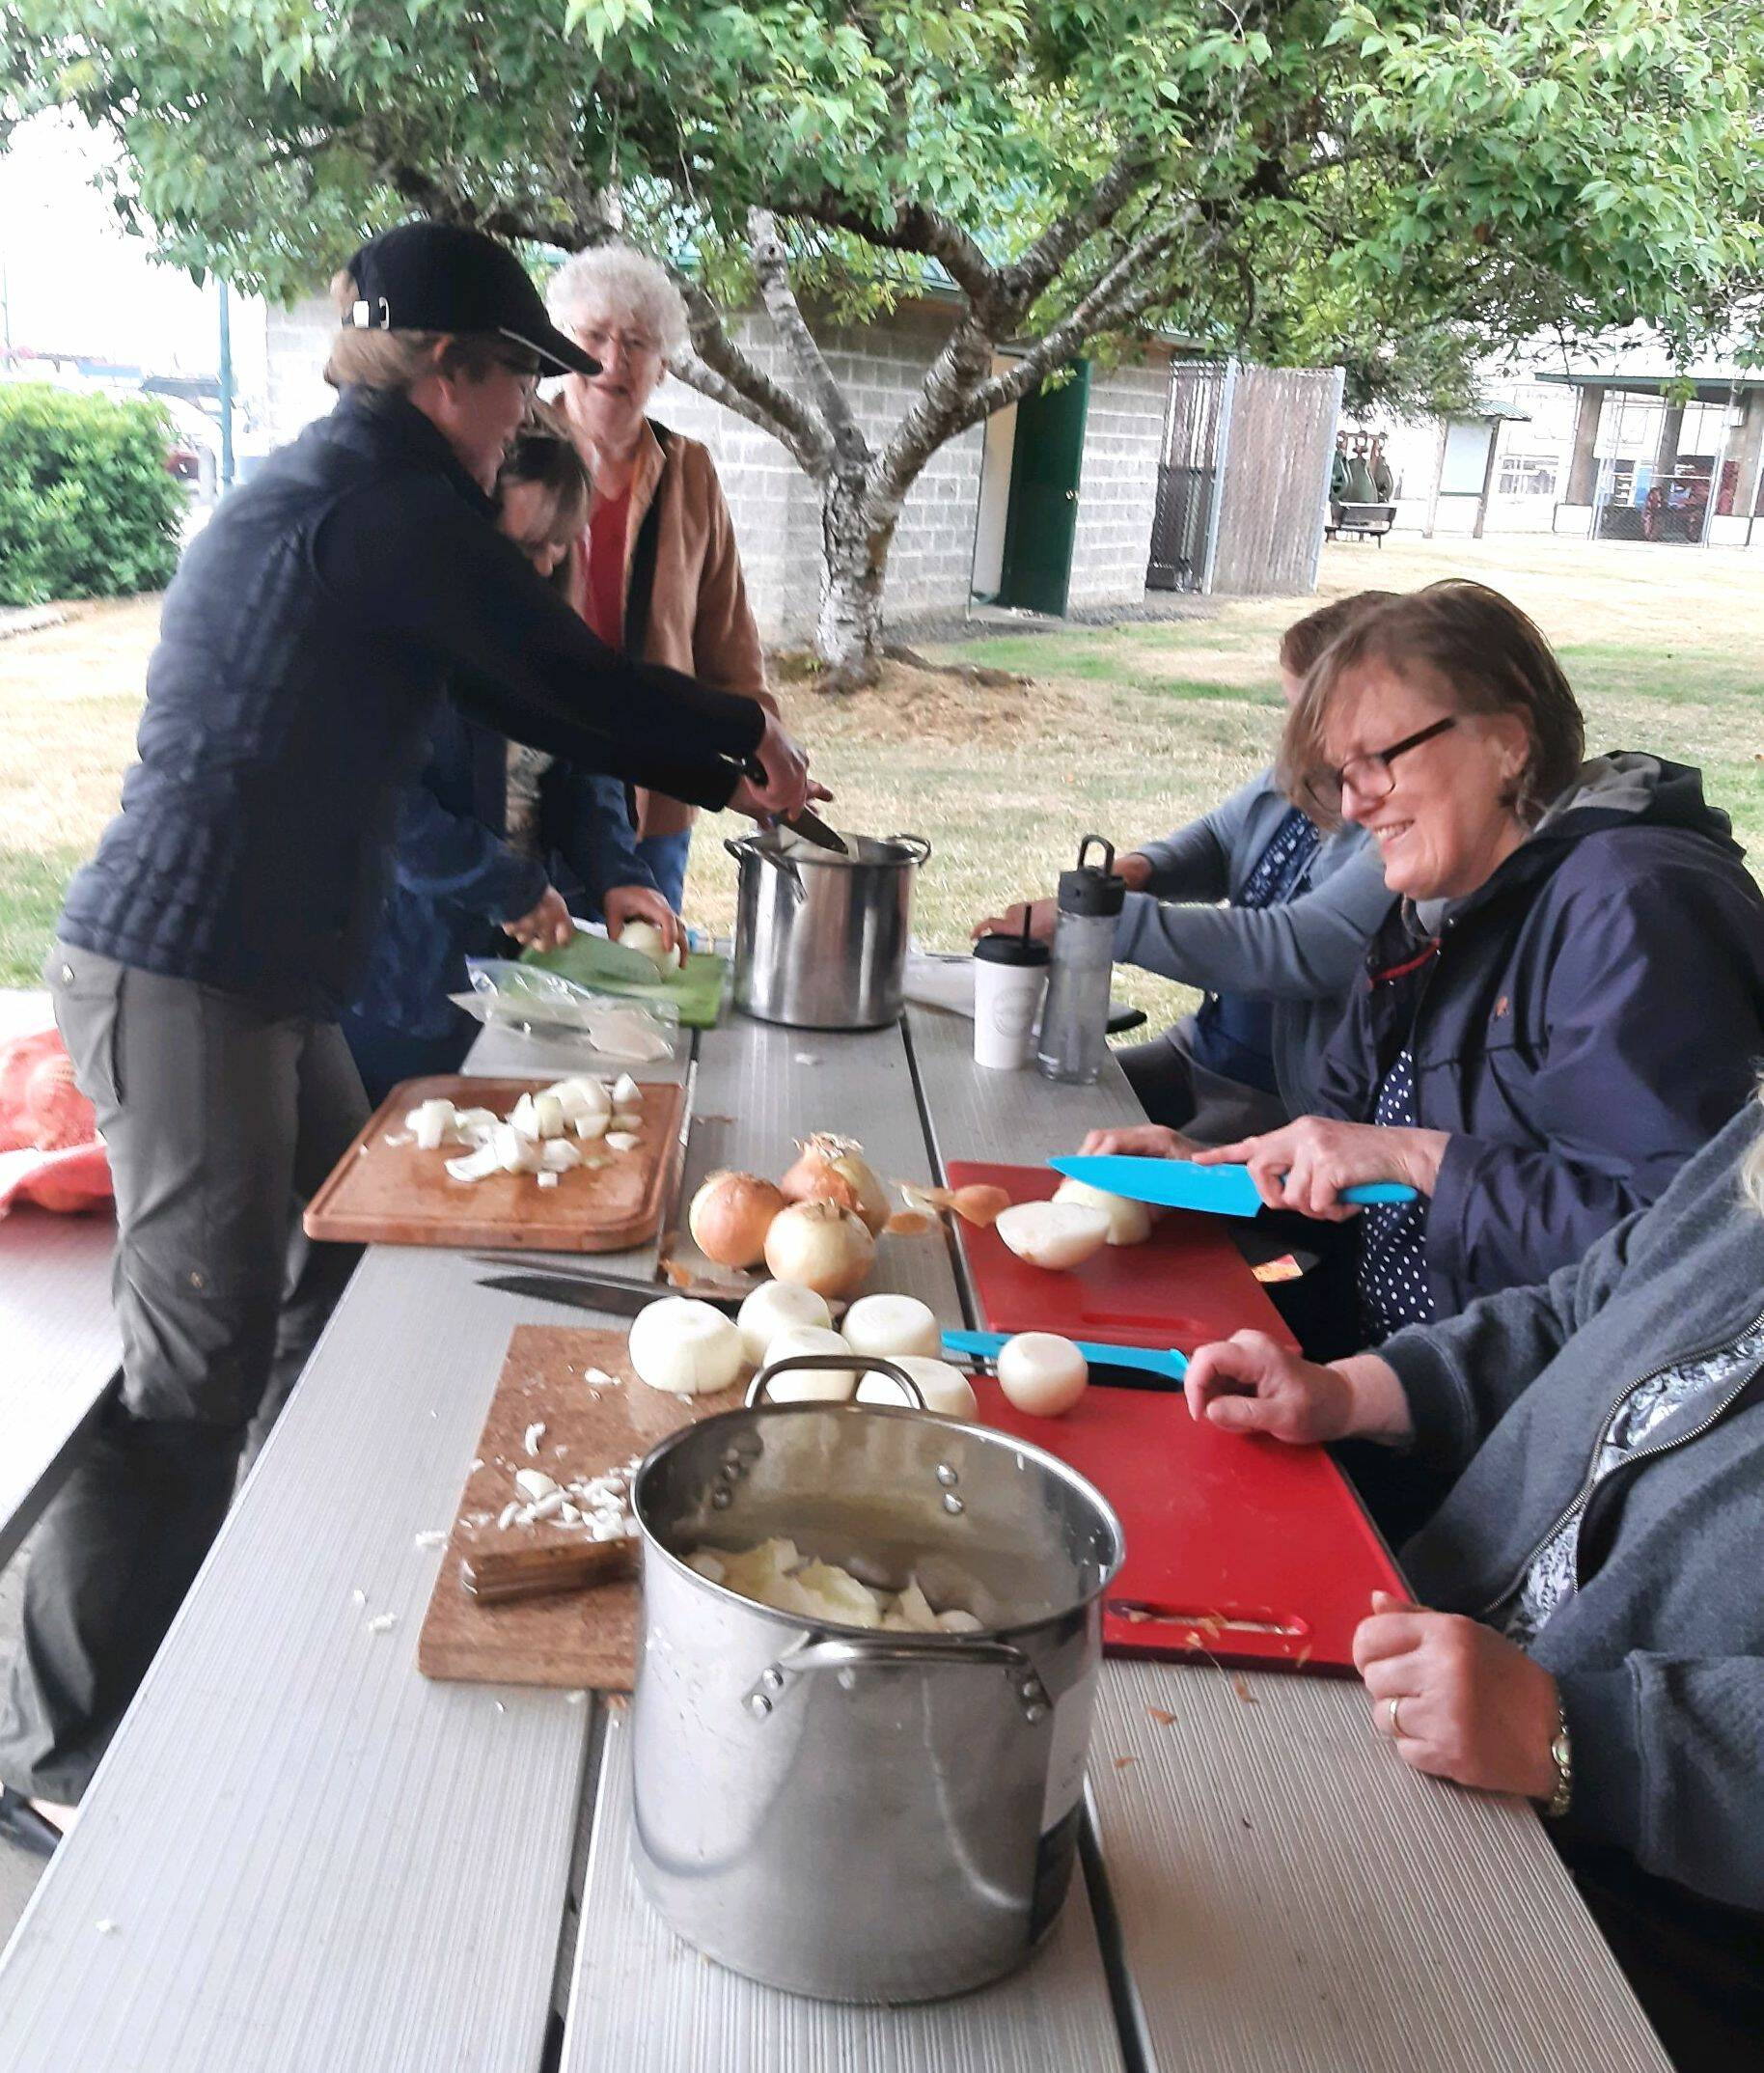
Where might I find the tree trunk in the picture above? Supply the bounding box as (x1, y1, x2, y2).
(815, 470, 896, 687)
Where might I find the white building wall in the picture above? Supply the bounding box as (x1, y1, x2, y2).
(1067, 357, 1170, 610)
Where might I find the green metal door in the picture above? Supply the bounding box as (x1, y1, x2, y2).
(998, 361, 1090, 616)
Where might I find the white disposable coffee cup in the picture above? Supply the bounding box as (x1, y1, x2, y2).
(972, 932, 1051, 1071)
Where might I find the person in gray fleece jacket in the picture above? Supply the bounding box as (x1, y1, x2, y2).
(975, 594, 1395, 1142)
(1181, 1093, 1764, 2067)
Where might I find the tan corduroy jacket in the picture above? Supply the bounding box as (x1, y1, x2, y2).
(586, 421, 773, 840)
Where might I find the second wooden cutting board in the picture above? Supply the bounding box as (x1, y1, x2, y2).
(418, 1323, 741, 1690)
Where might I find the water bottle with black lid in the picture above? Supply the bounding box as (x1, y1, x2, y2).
(1035, 834, 1123, 1086)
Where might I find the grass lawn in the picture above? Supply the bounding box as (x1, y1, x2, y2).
(2, 535, 1761, 1042)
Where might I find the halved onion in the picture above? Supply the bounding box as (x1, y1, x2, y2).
(627, 1297, 745, 1396)
(994, 1200, 1111, 1271)
(735, 1282, 834, 1366)
(840, 1293, 940, 1360)
(855, 1355, 978, 1421)
(1052, 1175, 1152, 1245)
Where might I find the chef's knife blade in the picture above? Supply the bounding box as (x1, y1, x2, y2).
(942, 1328, 1188, 1383)
(475, 1270, 741, 1314)
(778, 803, 849, 854)
(1049, 1154, 1417, 1217)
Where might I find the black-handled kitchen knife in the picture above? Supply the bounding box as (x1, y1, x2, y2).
(740, 756, 848, 854)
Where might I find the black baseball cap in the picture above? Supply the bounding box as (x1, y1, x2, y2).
(343, 221, 600, 377)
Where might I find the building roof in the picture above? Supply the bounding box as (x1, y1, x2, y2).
(1535, 370, 1761, 402)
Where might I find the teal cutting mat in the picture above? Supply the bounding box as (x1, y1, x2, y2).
(521, 935, 730, 1029)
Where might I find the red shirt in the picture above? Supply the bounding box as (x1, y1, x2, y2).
(579, 484, 632, 650)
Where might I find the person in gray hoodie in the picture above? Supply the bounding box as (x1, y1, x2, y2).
(1179, 1092, 1764, 2067)
(974, 594, 1396, 1142)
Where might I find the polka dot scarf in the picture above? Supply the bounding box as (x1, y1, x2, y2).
(1356, 1047, 1435, 1341)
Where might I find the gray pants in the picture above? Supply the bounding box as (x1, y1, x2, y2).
(0, 948, 366, 1801)
(1116, 1013, 1289, 1147)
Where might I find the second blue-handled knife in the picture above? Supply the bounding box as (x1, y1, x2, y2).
(943, 1329, 1189, 1384)
(1048, 1154, 1418, 1218)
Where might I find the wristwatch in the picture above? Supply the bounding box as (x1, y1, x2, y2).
(1542, 1697, 1573, 1820)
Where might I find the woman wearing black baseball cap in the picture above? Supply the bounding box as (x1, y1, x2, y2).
(0, 221, 816, 1853)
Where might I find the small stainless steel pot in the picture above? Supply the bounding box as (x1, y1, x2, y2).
(726, 829, 930, 1030)
(629, 1356, 1124, 2004)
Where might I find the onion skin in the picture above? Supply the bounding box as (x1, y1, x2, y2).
(763, 1199, 876, 1299)
(688, 1170, 786, 1268)
(779, 1133, 891, 1235)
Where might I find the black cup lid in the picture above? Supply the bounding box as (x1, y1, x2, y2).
(974, 931, 1050, 968)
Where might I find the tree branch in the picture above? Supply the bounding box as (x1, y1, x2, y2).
(1001, 152, 1154, 308)
(670, 267, 833, 475)
(775, 194, 1003, 314)
(746, 207, 868, 462)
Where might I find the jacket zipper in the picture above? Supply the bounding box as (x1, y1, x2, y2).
(1475, 1304, 1764, 1619)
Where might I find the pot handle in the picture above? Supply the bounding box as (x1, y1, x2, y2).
(746, 1353, 926, 1409)
(746, 1631, 1051, 1722)
(884, 834, 932, 865)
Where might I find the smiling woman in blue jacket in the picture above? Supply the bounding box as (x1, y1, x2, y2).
(1088, 583, 1764, 1345)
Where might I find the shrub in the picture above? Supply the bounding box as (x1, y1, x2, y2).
(0, 384, 184, 606)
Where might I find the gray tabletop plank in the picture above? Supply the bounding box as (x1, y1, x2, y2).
(675, 1013, 965, 1322)
(0, 1208, 118, 1564)
(0, 1248, 600, 2072)
(562, 1705, 1128, 2073)
(1090, 1659, 1668, 2072)
(905, 1003, 1143, 1170)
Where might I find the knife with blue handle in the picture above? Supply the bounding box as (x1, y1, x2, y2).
(942, 1329, 1188, 1384)
(1048, 1154, 1418, 1218)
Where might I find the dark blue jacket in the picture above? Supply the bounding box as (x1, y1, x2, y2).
(58, 390, 762, 1018)
(349, 706, 655, 1039)
(1316, 755, 1764, 1317)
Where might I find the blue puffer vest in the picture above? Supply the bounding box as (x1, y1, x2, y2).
(59, 394, 499, 1017)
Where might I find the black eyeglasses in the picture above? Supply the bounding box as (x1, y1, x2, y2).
(1304, 716, 1457, 816)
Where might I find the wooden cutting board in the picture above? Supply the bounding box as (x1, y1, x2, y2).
(303, 1075, 685, 1252)
(417, 1324, 742, 1690)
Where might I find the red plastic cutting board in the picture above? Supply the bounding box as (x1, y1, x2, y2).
(947, 1160, 1300, 1357)
(970, 1373, 1404, 1673)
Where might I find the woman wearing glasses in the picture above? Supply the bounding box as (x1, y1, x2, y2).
(1086, 581, 1764, 1346)
(540, 246, 775, 911)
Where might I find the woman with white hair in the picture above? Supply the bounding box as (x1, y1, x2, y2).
(1179, 1091, 1764, 2063)
(543, 244, 774, 908)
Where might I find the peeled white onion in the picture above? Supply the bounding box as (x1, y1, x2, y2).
(760, 1324, 856, 1402)
(841, 1293, 940, 1360)
(627, 1297, 746, 1396)
(997, 1333, 1089, 1418)
(619, 920, 680, 973)
(735, 1282, 833, 1366)
(1052, 1176, 1152, 1246)
(550, 1076, 611, 1122)
(994, 1200, 1111, 1271)
(763, 1199, 875, 1299)
(689, 1171, 786, 1268)
(856, 1355, 978, 1421)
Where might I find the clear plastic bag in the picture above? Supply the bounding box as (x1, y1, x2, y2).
(455, 959, 679, 1062)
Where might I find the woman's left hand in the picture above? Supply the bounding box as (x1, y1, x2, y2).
(1355, 1590, 1560, 1801)
(1192, 1117, 1450, 1218)
(605, 886, 684, 962)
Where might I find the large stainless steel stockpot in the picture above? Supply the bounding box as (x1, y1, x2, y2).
(726, 829, 930, 1030)
(628, 1356, 1124, 2004)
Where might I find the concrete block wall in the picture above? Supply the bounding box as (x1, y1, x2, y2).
(1067, 356, 1170, 610)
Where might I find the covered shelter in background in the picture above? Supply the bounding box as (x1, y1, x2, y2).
(1541, 366, 1764, 546)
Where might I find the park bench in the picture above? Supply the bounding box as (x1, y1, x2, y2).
(0, 996, 118, 1570)
(1326, 500, 1397, 544)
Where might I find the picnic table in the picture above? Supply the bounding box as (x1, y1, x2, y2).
(0, 1001, 1669, 2071)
